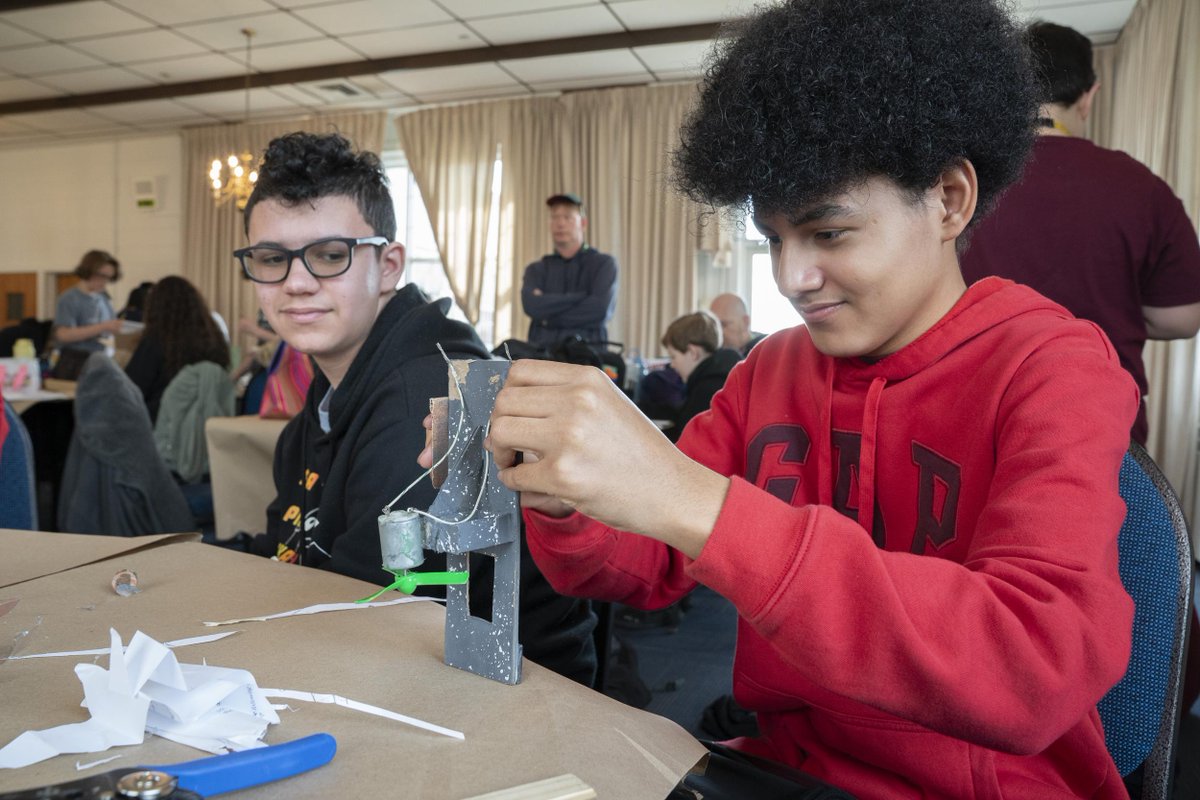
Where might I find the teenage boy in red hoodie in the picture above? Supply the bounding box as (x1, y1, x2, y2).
(437, 0, 1139, 796)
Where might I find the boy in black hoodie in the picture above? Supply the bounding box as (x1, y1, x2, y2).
(240, 132, 596, 685)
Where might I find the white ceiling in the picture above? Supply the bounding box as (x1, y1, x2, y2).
(0, 0, 1139, 147)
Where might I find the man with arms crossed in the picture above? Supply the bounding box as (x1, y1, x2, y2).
(468, 1, 1138, 796)
(521, 193, 618, 349)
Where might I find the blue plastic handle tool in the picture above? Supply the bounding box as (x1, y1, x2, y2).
(143, 733, 336, 797)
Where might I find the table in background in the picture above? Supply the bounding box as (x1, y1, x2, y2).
(206, 416, 288, 542)
(0, 530, 705, 798)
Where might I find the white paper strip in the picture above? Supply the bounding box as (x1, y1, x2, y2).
(262, 689, 464, 741)
(76, 754, 122, 771)
(201, 596, 433, 627)
(6, 631, 239, 661)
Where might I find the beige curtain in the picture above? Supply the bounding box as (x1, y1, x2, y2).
(558, 84, 702, 354)
(182, 111, 386, 343)
(495, 97, 565, 344)
(394, 103, 506, 325)
(396, 83, 703, 354)
(1089, 0, 1200, 551)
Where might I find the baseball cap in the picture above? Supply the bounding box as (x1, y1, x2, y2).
(546, 192, 583, 207)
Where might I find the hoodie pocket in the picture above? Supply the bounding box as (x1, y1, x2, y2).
(806, 704, 993, 800)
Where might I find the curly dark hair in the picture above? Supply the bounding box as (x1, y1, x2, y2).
(143, 276, 230, 379)
(1026, 22, 1095, 106)
(674, 0, 1038, 224)
(243, 131, 395, 240)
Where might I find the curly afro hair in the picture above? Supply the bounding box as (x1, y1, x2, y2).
(244, 131, 395, 241)
(674, 0, 1038, 225)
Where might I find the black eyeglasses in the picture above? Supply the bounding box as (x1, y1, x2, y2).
(234, 236, 389, 284)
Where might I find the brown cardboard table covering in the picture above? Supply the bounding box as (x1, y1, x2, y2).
(0, 530, 200, 589)
(205, 416, 289, 542)
(0, 537, 706, 798)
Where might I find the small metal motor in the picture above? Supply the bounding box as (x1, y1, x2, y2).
(378, 509, 425, 571)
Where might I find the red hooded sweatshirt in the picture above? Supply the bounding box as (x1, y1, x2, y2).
(526, 278, 1138, 799)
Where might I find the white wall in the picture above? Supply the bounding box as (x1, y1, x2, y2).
(0, 134, 184, 317)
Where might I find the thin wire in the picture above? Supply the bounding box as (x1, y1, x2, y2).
(381, 345, 467, 514)
(408, 420, 491, 526)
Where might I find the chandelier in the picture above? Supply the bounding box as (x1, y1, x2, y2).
(209, 29, 258, 210)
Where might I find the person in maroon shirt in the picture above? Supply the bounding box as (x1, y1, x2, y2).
(962, 21, 1200, 445)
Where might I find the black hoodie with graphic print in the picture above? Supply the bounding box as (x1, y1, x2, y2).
(253, 285, 597, 684)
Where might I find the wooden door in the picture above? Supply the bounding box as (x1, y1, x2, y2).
(55, 273, 77, 300)
(0, 272, 37, 325)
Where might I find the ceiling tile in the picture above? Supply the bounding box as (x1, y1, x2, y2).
(337, 73, 412, 98)
(291, 0, 452, 36)
(125, 52, 246, 83)
(632, 40, 712, 74)
(175, 86, 312, 119)
(111, 0, 277, 26)
(268, 0, 350, 8)
(501, 48, 647, 83)
(0, 44, 105, 76)
(242, 38, 362, 71)
(377, 62, 521, 94)
(607, 0, 755, 29)
(408, 83, 531, 104)
(0, 76, 64, 102)
(440, 0, 602, 18)
(32, 66, 157, 95)
(6, 107, 127, 132)
(89, 98, 216, 124)
(265, 82, 326, 106)
(177, 12, 325, 51)
(526, 72, 650, 92)
(0, 115, 39, 134)
(286, 78, 372, 104)
(341, 22, 484, 59)
(72, 30, 210, 64)
(0, 20, 41, 49)
(469, 6, 624, 46)
(0, 1, 153, 40)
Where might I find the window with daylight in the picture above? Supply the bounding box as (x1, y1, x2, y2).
(384, 152, 500, 348)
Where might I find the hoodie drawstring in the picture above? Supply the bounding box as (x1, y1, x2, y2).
(818, 359, 835, 506)
(856, 376, 887, 537)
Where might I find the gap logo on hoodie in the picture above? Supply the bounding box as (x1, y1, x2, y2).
(747, 424, 962, 553)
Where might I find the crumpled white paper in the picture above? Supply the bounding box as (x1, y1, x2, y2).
(0, 629, 278, 769)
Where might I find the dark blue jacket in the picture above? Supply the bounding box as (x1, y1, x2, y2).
(521, 245, 618, 347)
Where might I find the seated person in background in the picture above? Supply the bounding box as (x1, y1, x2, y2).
(230, 313, 280, 415)
(119, 281, 155, 322)
(635, 363, 685, 423)
(53, 250, 123, 353)
(708, 293, 765, 358)
(660, 310, 739, 443)
(243, 131, 597, 686)
(475, 0, 1139, 795)
(124, 276, 230, 423)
